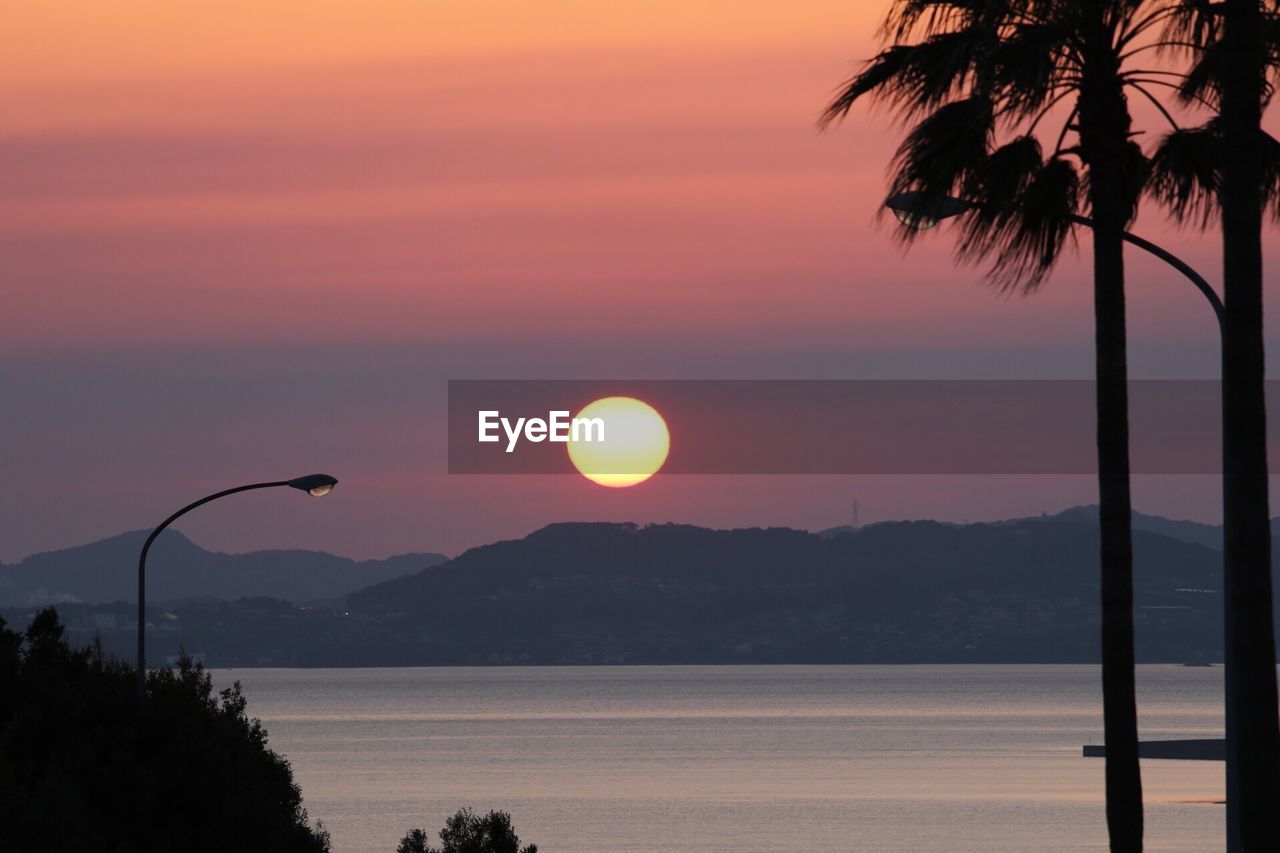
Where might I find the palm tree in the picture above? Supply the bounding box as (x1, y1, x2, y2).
(1149, 1, 1280, 847)
(821, 2, 1179, 848)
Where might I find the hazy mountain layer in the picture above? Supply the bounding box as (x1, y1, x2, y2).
(0, 530, 445, 606)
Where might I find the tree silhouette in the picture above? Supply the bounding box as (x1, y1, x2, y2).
(397, 829, 433, 853)
(820, 2, 1187, 847)
(397, 808, 538, 853)
(1149, 1, 1280, 847)
(0, 609, 330, 853)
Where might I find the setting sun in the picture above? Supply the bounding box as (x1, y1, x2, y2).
(566, 396, 669, 487)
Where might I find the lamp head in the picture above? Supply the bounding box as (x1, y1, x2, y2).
(885, 191, 972, 232)
(288, 474, 338, 497)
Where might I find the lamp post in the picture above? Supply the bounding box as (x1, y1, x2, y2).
(886, 190, 1238, 844)
(136, 473, 338, 703)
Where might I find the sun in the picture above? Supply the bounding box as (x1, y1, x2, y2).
(567, 396, 669, 488)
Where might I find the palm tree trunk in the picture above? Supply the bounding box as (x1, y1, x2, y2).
(1077, 22, 1143, 847)
(1219, 1, 1280, 848)
(1091, 204, 1144, 853)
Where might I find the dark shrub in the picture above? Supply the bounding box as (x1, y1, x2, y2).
(0, 608, 329, 853)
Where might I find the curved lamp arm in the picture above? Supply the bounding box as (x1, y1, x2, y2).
(1106, 223, 1224, 329)
(884, 192, 1225, 330)
(136, 474, 337, 703)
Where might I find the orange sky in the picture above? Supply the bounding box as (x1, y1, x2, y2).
(1, 0, 1228, 353)
(0, 1, 1268, 560)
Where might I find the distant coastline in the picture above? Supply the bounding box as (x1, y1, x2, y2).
(4, 507, 1258, 669)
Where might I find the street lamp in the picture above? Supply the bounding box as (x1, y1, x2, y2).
(136, 474, 338, 702)
(885, 192, 973, 232)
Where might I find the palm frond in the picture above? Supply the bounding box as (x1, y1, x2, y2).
(1263, 10, 1280, 104)
(884, 0, 993, 42)
(1114, 3, 1178, 50)
(958, 155, 1082, 292)
(964, 134, 1045, 203)
(987, 22, 1076, 119)
(1149, 120, 1221, 226)
(821, 47, 914, 127)
(1162, 0, 1222, 49)
(1178, 37, 1226, 105)
(1177, 8, 1280, 107)
(821, 29, 999, 126)
(886, 96, 996, 207)
(824, 0, 1177, 295)
(1262, 130, 1280, 220)
(1150, 122, 1280, 224)
(1268, 11, 1280, 67)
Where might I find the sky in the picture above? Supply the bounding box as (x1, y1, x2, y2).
(1, 1, 1272, 561)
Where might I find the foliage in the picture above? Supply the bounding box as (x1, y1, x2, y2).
(397, 808, 538, 853)
(397, 829, 434, 853)
(0, 608, 330, 853)
(1149, 1, 1280, 224)
(820, 0, 1175, 290)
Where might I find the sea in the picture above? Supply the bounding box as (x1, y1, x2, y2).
(211, 665, 1226, 852)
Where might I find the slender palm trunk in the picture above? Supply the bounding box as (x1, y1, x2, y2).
(1219, 1, 1280, 848)
(1077, 13, 1143, 847)
(1091, 214, 1143, 853)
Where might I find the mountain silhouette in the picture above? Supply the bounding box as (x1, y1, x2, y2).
(338, 516, 1235, 664)
(815, 503, 1274, 550)
(1006, 505, 1232, 549)
(0, 531, 445, 606)
(11, 510, 1268, 665)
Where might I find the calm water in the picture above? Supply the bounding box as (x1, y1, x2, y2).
(213, 665, 1225, 852)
